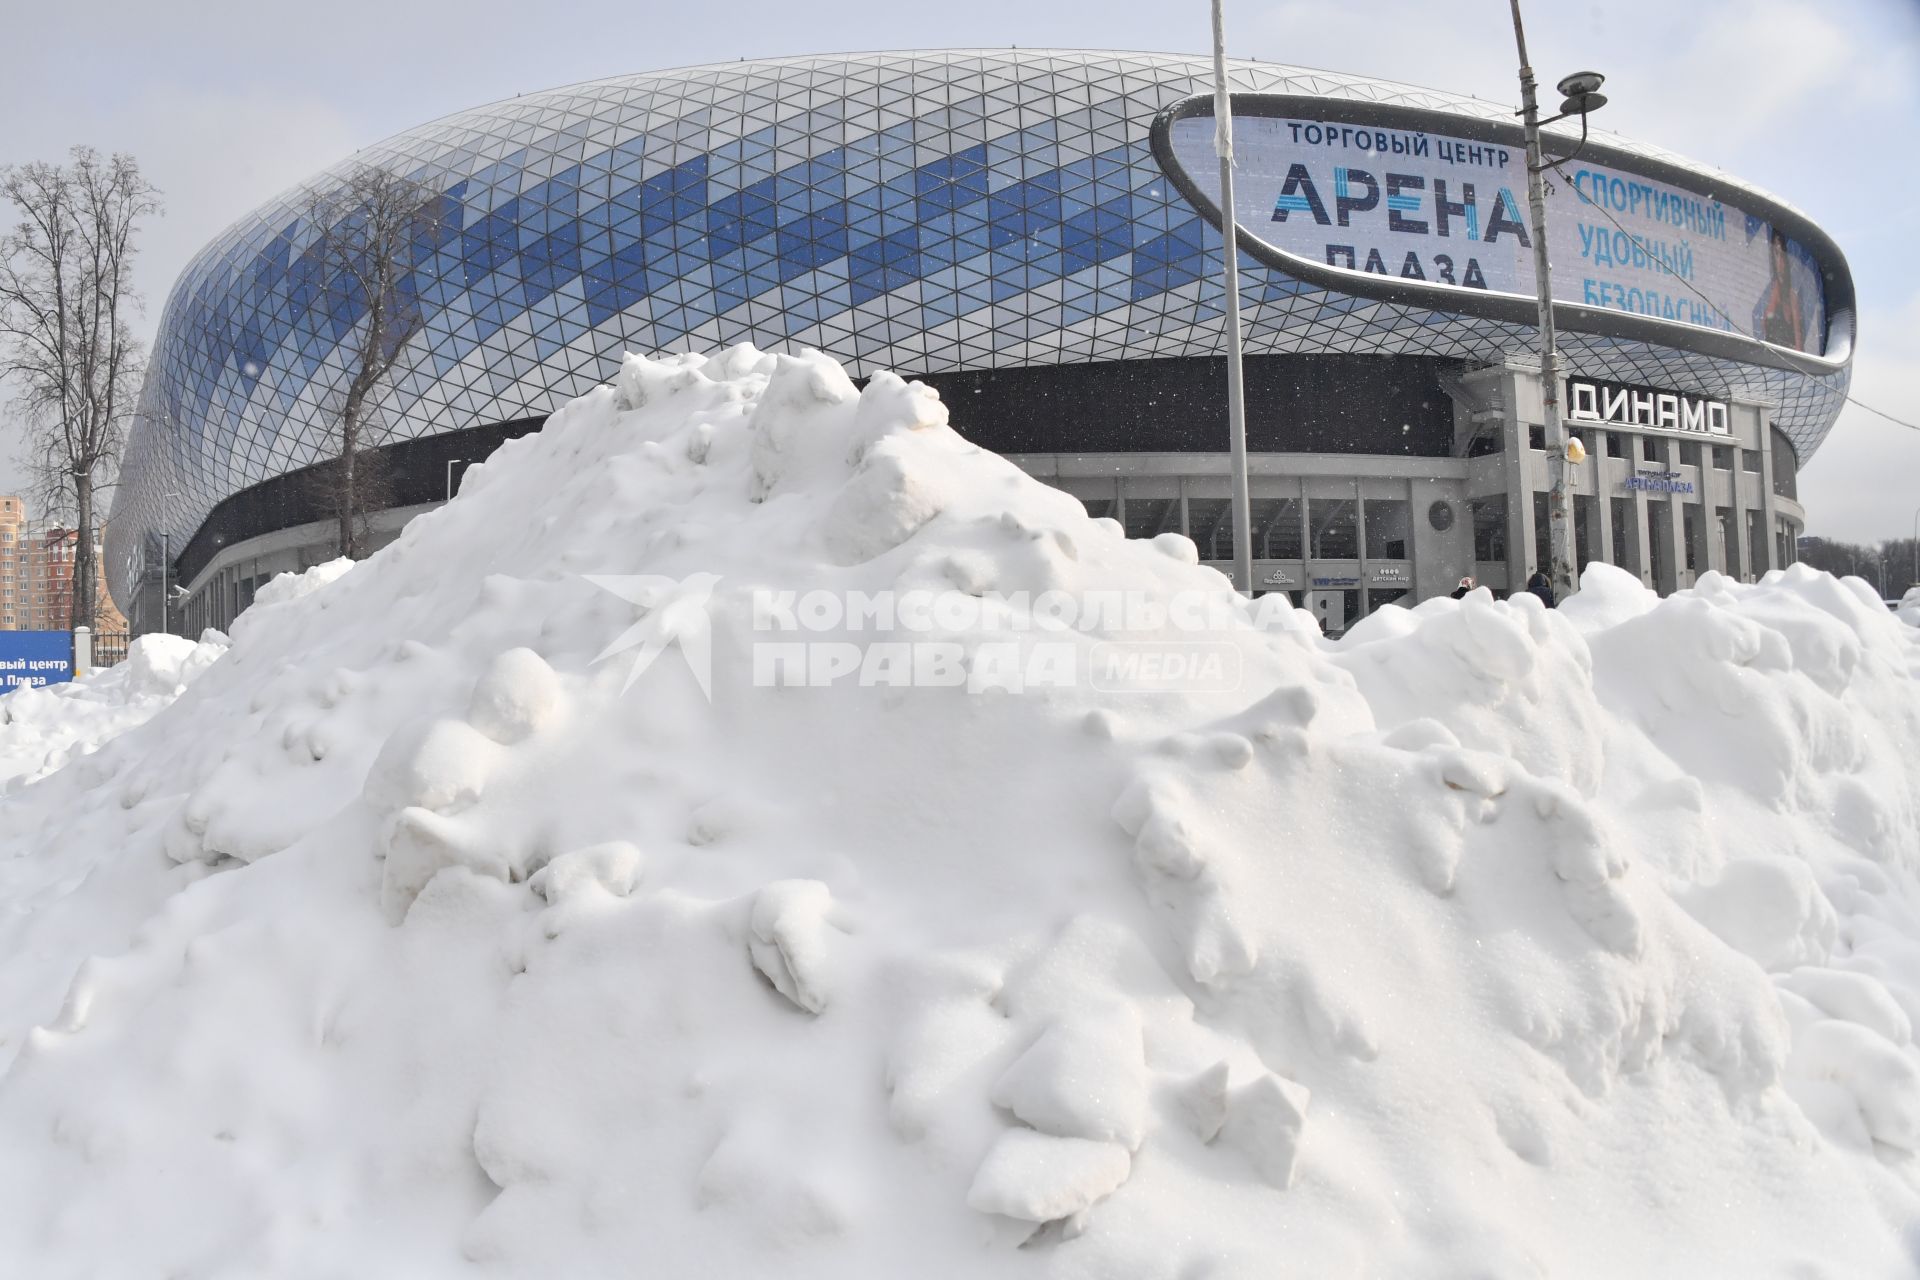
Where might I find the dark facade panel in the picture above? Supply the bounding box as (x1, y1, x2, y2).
(917, 354, 1456, 457)
(169, 352, 1458, 584)
(171, 417, 544, 588)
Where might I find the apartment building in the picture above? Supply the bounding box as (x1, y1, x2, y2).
(0, 495, 128, 633)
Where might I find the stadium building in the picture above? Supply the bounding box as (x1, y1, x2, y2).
(107, 50, 1853, 635)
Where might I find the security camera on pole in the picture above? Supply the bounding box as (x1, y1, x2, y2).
(1509, 0, 1607, 603)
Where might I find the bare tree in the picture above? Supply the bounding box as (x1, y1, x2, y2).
(302, 426, 396, 560)
(0, 147, 161, 630)
(303, 165, 445, 559)
(1798, 535, 1920, 599)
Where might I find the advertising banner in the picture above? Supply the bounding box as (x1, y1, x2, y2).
(0, 632, 74, 692)
(1167, 113, 1827, 354)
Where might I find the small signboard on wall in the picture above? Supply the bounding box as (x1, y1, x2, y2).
(0, 632, 74, 691)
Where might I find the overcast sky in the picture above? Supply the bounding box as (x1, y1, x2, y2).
(6, 0, 1916, 541)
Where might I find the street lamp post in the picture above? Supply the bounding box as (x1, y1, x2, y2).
(158, 490, 181, 636)
(1211, 0, 1252, 595)
(1508, 1, 1606, 603)
(1910, 503, 1918, 595)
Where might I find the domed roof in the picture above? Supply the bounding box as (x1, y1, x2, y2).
(109, 50, 1850, 604)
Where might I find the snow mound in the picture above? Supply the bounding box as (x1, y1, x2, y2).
(0, 346, 1918, 1278)
(0, 631, 228, 789)
(244, 555, 355, 613)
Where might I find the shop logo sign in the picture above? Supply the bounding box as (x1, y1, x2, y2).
(1623, 469, 1696, 494)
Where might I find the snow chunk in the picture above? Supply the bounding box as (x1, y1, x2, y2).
(965, 1129, 1131, 1224)
(819, 433, 952, 565)
(1150, 531, 1199, 564)
(468, 647, 562, 745)
(120, 631, 226, 693)
(1788, 1020, 1920, 1152)
(1779, 967, 1912, 1046)
(1224, 1073, 1311, 1189)
(611, 347, 717, 411)
(1682, 855, 1838, 972)
(1557, 561, 1658, 632)
(244, 557, 354, 612)
(367, 717, 500, 815)
(747, 349, 860, 500)
(988, 1005, 1150, 1149)
(848, 368, 948, 450)
(747, 880, 843, 1014)
(533, 841, 644, 905)
(1175, 1061, 1231, 1143)
(1898, 585, 1920, 627)
(382, 807, 510, 920)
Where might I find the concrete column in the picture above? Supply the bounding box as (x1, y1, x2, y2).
(1594, 449, 1617, 571)
(1657, 498, 1685, 594)
(1507, 426, 1534, 594)
(1757, 424, 1778, 573)
(1354, 480, 1370, 620)
(1628, 487, 1653, 587)
(1297, 476, 1311, 571)
(1727, 446, 1748, 581)
(1712, 477, 1728, 579)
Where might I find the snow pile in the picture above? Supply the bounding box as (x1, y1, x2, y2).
(241, 555, 356, 615)
(0, 347, 1918, 1278)
(0, 632, 229, 788)
(1899, 585, 1920, 628)
(0, 557, 346, 789)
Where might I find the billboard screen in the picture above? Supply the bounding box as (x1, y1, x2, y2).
(1166, 113, 1827, 354)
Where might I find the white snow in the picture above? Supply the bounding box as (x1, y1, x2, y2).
(0, 346, 1917, 1277)
(0, 631, 228, 788)
(966, 1127, 1131, 1226)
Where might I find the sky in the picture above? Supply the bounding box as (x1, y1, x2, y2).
(4, 0, 1917, 541)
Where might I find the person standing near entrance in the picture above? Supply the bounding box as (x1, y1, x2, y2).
(1450, 576, 1476, 599)
(1525, 569, 1555, 608)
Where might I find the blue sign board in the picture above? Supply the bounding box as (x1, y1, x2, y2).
(0, 632, 74, 691)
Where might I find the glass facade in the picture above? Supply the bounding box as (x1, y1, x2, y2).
(106, 50, 1851, 609)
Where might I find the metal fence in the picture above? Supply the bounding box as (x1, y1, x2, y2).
(85, 631, 130, 670)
